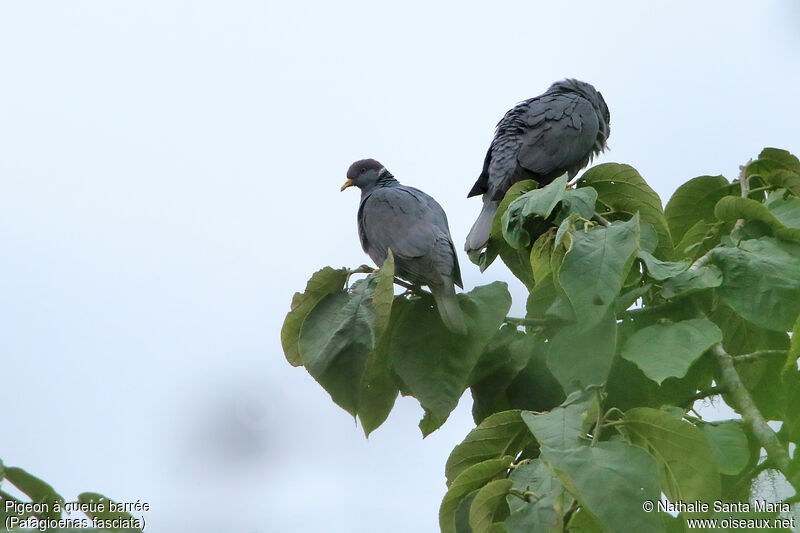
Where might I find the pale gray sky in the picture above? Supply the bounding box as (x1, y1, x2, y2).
(1, 2, 799, 531)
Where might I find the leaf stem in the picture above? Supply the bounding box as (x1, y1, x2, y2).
(593, 212, 611, 227)
(731, 350, 787, 364)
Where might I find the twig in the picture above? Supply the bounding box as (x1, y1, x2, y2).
(731, 350, 787, 364)
(733, 161, 751, 230)
(504, 316, 548, 327)
(624, 301, 680, 317)
(393, 277, 416, 291)
(711, 343, 798, 490)
(593, 212, 611, 227)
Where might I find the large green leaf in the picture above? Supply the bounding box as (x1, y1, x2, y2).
(765, 190, 800, 229)
(446, 410, 531, 486)
(661, 265, 723, 299)
(578, 163, 673, 259)
(502, 173, 569, 249)
(469, 479, 512, 533)
(747, 148, 800, 195)
(544, 441, 663, 533)
(664, 175, 732, 245)
(4, 467, 64, 521)
(558, 216, 640, 326)
(623, 408, 721, 504)
(282, 266, 348, 366)
(440, 457, 514, 533)
(711, 237, 800, 331)
(620, 318, 722, 384)
(358, 255, 400, 436)
(714, 196, 800, 242)
(637, 250, 689, 281)
(298, 280, 376, 416)
(555, 187, 598, 223)
(546, 307, 617, 393)
(505, 460, 571, 533)
(521, 391, 597, 451)
(390, 282, 512, 436)
(699, 421, 749, 476)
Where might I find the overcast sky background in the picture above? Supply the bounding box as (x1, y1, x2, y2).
(1, 2, 799, 532)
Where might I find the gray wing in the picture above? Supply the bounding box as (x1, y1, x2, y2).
(358, 186, 461, 288)
(515, 93, 599, 178)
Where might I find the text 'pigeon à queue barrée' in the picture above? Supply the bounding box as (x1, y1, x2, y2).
(465, 79, 611, 254)
(341, 159, 468, 335)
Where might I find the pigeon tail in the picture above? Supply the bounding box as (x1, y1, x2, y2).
(431, 281, 468, 336)
(465, 200, 500, 253)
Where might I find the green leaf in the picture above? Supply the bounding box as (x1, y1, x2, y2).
(502, 173, 569, 249)
(578, 163, 673, 259)
(556, 187, 598, 223)
(298, 284, 374, 416)
(469, 479, 512, 533)
(661, 265, 723, 299)
(766, 192, 800, 233)
(358, 255, 399, 436)
(674, 219, 719, 259)
(471, 180, 538, 272)
(711, 237, 800, 331)
(637, 250, 689, 281)
(391, 282, 512, 436)
(446, 410, 531, 486)
(4, 467, 64, 521)
(664, 175, 732, 245)
(758, 147, 800, 174)
(565, 508, 605, 532)
(77, 492, 143, 531)
(547, 307, 617, 392)
(699, 421, 749, 476)
(558, 215, 640, 325)
(620, 318, 722, 384)
(623, 407, 721, 504)
(440, 457, 514, 533)
(521, 391, 596, 451)
(282, 266, 348, 366)
(544, 441, 664, 533)
(782, 314, 800, 377)
(714, 196, 800, 242)
(505, 460, 570, 533)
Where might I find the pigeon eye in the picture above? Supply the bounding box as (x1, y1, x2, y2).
(360, 168, 367, 174)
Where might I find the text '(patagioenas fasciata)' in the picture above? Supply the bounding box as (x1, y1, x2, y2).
(341, 159, 468, 335)
(465, 79, 611, 253)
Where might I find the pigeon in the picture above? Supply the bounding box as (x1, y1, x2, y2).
(465, 79, 611, 253)
(341, 159, 468, 335)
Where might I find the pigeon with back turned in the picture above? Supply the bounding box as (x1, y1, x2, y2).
(465, 79, 611, 253)
(341, 159, 467, 335)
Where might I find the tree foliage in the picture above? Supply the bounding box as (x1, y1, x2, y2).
(0, 459, 144, 532)
(283, 148, 800, 531)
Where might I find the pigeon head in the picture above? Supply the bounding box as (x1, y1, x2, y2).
(548, 79, 611, 153)
(341, 158, 388, 192)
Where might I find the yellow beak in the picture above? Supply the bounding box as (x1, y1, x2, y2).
(340, 179, 354, 192)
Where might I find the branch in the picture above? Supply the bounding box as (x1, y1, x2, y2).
(731, 350, 787, 364)
(593, 212, 611, 227)
(504, 316, 548, 327)
(711, 343, 798, 490)
(393, 277, 416, 291)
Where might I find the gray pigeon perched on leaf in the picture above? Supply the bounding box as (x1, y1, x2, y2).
(341, 159, 467, 335)
(465, 79, 611, 253)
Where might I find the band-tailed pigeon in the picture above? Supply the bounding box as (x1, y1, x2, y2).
(341, 159, 467, 335)
(465, 79, 611, 253)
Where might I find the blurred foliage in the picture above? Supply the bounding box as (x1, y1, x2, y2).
(284, 148, 800, 532)
(0, 459, 144, 531)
